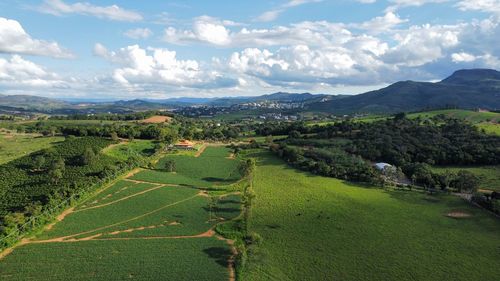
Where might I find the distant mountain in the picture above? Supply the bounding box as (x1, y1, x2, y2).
(0, 94, 69, 111)
(307, 69, 500, 114)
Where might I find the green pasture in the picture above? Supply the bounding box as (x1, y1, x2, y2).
(407, 109, 500, 123)
(0, 133, 63, 165)
(104, 140, 157, 161)
(132, 146, 240, 187)
(242, 151, 500, 281)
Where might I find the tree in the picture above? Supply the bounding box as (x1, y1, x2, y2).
(164, 159, 176, 172)
(50, 168, 63, 184)
(288, 130, 301, 139)
(452, 170, 479, 193)
(33, 155, 46, 171)
(238, 158, 256, 178)
(81, 147, 96, 165)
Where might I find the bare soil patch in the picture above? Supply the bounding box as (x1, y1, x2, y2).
(446, 211, 472, 218)
(141, 115, 172, 124)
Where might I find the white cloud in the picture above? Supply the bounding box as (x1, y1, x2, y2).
(94, 44, 238, 89)
(164, 19, 350, 47)
(124, 28, 153, 39)
(383, 24, 460, 66)
(353, 12, 408, 33)
(386, 0, 449, 12)
(255, 0, 323, 22)
(0, 55, 69, 88)
(38, 0, 142, 22)
(456, 0, 500, 16)
(451, 52, 477, 62)
(0, 17, 73, 58)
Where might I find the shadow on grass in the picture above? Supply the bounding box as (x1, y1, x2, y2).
(203, 247, 232, 267)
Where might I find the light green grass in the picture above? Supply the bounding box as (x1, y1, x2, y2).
(430, 165, 500, 192)
(0, 133, 64, 165)
(476, 122, 500, 136)
(408, 109, 500, 124)
(132, 146, 240, 187)
(243, 151, 500, 281)
(103, 140, 157, 161)
(0, 238, 231, 281)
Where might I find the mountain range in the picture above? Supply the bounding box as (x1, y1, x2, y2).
(0, 69, 499, 115)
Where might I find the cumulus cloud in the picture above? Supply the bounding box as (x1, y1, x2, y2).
(164, 18, 350, 47)
(38, 0, 142, 22)
(0, 55, 70, 88)
(124, 28, 153, 39)
(383, 24, 460, 66)
(0, 17, 73, 58)
(94, 43, 238, 89)
(353, 12, 408, 33)
(456, 0, 500, 16)
(451, 52, 477, 62)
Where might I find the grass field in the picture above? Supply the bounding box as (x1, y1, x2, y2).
(476, 122, 500, 136)
(0, 132, 64, 165)
(408, 109, 500, 123)
(430, 165, 500, 192)
(103, 140, 157, 161)
(131, 146, 240, 187)
(242, 151, 500, 281)
(0, 144, 244, 281)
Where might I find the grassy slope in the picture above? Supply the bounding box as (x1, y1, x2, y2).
(430, 166, 500, 192)
(243, 152, 500, 281)
(407, 109, 500, 123)
(0, 133, 63, 165)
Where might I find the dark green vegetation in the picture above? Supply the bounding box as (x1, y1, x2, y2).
(0, 132, 64, 165)
(242, 152, 500, 281)
(0, 145, 245, 281)
(430, 166, 500, 192)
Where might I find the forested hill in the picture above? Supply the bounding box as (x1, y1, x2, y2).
(307, 69, 500, 114)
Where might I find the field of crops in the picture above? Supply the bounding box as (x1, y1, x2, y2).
(242, 151, 500, 281)
(0, 132, 63, 165)
(131, 146, 240, 187)
(430, 165, 500, 192)
(0, 145, 243, 281)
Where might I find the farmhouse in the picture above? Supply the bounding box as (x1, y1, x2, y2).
(173, 140, 195, 150)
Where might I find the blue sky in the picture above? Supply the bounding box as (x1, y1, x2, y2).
(0, 0, 499, 99)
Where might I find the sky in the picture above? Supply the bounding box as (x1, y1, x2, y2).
(0, 0, 499, 100)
